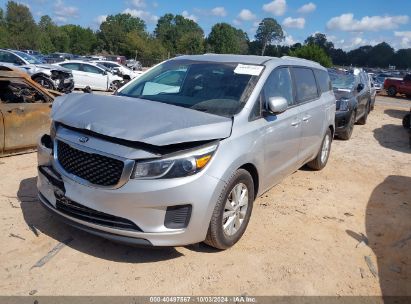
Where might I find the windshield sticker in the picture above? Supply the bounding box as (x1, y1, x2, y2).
(234, 64, 264, 76)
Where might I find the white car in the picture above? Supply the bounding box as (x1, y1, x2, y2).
(91, 60, 143, 80)
(54, 60, 123, 91)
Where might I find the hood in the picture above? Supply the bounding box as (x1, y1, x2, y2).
(333, 88, 353, 100)
(51, 94, 233, 146)
(20, 63, 71, 74)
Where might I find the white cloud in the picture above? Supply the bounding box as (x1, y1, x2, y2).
(297, 2, 316, 14)
(211, 7, 227, 17)
(394, 31, 411, 48)
(53, 0, 78, 23)
(130, 0, 146, 8)
(182, 10, 198, 22)
(123, 8, 158, 23)
(233, 19, 241, 26)
(283, 17, 305, 29)
(263, 0, 286, 16)
(283, 34, 297, 45)
(94, 15, 107, 25)
(238, 9, 257, 21)
(327, 13, 409, 32)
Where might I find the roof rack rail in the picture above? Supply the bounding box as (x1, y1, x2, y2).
(281, 56, 321, 65)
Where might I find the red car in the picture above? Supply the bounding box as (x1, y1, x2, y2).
(384, 74, 411, 98)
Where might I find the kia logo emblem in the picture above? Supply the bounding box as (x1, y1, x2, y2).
(78, 136, 89, 143)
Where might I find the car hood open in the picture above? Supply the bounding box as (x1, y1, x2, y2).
(51, 93, 233, 146)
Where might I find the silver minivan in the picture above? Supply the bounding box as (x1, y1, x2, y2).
(37, 54, 336, 249)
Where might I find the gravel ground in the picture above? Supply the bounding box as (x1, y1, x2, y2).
(0, 96, 410, 296)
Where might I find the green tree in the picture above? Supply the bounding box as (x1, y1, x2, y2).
(393, 48, 411, 69)
(61, 24, 97, 55)
(5, 1, 39, 49)
(0, 8, 8, 48)
(290, 44, 332, 67)
(98, 13, 146, 55)
(305, 33, 334, 52)
(255, 18, 284, 56)
(207, 23, 245, 54)
(154, 14, 204, 55)
(367, 42, 395, 68)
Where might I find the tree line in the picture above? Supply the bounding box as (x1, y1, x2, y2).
(0, 1, 410, 69)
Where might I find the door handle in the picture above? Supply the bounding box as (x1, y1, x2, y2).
(302, 115, 312, 122)
(291, 120, 301, 126)
(7, 107, 24, 114)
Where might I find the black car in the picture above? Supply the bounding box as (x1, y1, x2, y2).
(329, 70, 372, 140)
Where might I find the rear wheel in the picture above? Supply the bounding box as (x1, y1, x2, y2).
(387, 86, 397, 97)
(338, 111, 355, 140)
(307, 128, 332, 171)
(204, 169, 254, 249)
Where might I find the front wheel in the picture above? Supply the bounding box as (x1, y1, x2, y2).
(357, 102, 369, 125)
(338, 111, 355, 140)
(33, 76, 55, 90)
(204, 169, 254, 249)
(307, 128, 332, 170)
(403, 113, 411, 129)
(109, 80, 121, 92)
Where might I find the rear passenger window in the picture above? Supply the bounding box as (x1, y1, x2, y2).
(262, 67, 294, 107)
(292, 67, 318, 102)
(314, 69, 332, 93)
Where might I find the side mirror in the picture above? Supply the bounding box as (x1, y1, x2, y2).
(371, 83, 374, 88)
(357, 83, 364, 92)
(267, 97, 288, 114)
(102, 70, 107, 75)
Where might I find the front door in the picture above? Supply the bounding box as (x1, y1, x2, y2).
(81, 64, 108, 91)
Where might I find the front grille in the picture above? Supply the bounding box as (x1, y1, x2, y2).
(57, 140, 124, 186)
(55, 194, 142, 231)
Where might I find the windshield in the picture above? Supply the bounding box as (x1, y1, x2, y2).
(329, 72, 356, 90)
(118, 59, 261, 117)
(14, 51, 42, 64)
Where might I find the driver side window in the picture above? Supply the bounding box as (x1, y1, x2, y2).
(0, 51, 23, 65)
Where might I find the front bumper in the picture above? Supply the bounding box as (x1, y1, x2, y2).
(36, 135, 226, 246)
(56, 78, 74, 93)
(334, 110, 353, 135)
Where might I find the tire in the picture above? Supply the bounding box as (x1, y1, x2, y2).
(109, 80, 121, 92)
(307, 128, 332, 171)
(403, 114, 411, 129)
(357, 102, 369, 125)
(387, 86, 397, 97)
(204, 169, 254, 250)
(33, 76, 55, 90)
(338, 111, 356, 140)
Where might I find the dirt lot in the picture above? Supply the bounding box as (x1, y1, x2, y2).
(0, 96, 410, 296)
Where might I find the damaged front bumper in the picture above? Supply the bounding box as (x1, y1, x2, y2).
(36, 134, 226, 246)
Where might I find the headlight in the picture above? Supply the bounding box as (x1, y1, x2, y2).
(337, 98, 350, 111)
(131, 143, 218, 179)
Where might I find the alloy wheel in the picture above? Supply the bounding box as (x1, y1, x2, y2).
(222, 183, 249, 237)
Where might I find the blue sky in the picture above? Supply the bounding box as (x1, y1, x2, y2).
(1, 0, 411, 50)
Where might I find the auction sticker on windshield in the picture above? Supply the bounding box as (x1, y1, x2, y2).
(234, 64, 264, 76)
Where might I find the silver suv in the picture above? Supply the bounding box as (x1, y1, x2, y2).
(37, 54, 336, 249)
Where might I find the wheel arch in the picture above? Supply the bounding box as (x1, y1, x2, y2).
(239, 163, 259, 199)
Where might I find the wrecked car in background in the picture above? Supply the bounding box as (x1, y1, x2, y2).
(0, 49, 74, 93)
(0, 65, 60, 157)
(55, 60, 124, 91)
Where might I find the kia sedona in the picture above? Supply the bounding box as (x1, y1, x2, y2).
(37, 54, 335, 249)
